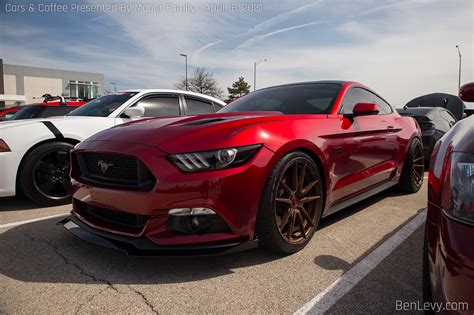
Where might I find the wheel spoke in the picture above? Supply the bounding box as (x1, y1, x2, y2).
(59, 178, 71, 194)
(298, 163, 306, 191)
(279, 209, 292, 230)
(296, 212, 306, 239)
(276, 198, 292, 205)
(280, 179, 293, 195)
(287, 212, 296, 240)
(414, 156, 424, 162)
(39, 179, 57, 194)
(412, 168, 422, 182)
(413, 164, 424, 168)
(293, 162, 299, 192)
(36, 161, 55, 174)
(300, 195, 320, 204)
(298, 205, 315, 227)
(301, 179, 319, 195)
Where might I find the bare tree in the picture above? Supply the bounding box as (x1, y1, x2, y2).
(175, 67, 224, 98)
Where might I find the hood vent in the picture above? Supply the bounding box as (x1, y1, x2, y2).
(183, 118, 226, 126)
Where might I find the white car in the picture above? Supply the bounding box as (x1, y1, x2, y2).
(0, 90, 225, 205)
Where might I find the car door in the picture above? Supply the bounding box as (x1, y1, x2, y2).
(114, 94, 182, 125)
(330, 87, 398, 203)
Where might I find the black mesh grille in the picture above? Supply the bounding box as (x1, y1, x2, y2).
(77, 200, 149, 232)
(82, 152, 138, 181)
(75, 152, 156, 190)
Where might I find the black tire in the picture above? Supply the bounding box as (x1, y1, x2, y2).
(18, 142, 74, 206)
(398, 138, 424, 193)
(256, 151, 324, 254)
(422, 228, 434, 314)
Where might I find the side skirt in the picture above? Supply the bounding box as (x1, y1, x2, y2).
(323, 180, 399, 217)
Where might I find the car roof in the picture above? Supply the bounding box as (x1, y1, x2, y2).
(19, 101, 85, 107)
(118, 89, 226, 105)
(256, 80, 348, 91)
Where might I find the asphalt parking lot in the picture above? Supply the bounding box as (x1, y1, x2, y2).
(0, 176, 428, 314)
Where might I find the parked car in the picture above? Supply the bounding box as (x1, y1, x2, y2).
(0, 90, 225, 205)
(423, 100, 474, 310)
(405, 93, 465, 121)
(59, 81, 424, 255)
(0, 106, 21, 121)
(397, 107, 457, 161)
(6, 101, 87, 121)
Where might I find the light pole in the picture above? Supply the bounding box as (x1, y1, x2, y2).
(456, 45, 462, 91)
(110, 82, 117, 94)
(180, 53, 188, 91)
(253, 58, 267, 91)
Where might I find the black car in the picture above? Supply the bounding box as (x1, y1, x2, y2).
(397, 106, 457, 161)
(405, 93, 464, 120)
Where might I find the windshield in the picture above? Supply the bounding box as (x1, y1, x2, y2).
(219, 83, 342, 114)
(67, 93, 137, 117)
(8, 106, 44, 120)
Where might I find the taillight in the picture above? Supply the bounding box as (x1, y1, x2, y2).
(442, 152, 474, 224)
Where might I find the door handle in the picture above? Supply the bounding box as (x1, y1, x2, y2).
(387, 126, 395, 132)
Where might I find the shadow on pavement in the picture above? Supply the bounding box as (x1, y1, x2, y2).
(0, 196, 70, 212)
(0, 217, 283, 285)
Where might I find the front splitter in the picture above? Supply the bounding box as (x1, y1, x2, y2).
(58, 214, 258, 256)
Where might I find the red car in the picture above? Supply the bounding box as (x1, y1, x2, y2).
(0, 106, 21, 121)
(5, 100, 87, 121)
(424, 83, 474, 312)
(61, 81, 424, 255)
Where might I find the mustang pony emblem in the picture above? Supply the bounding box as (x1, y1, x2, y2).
(97, 160, 114, 173)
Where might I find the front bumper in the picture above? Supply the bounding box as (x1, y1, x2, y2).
(59, 214, 258, 256)
(69, 140, 276, 249)
(0, 150, 25, 197)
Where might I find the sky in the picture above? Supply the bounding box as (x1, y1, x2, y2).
(0, 0, 472, 106)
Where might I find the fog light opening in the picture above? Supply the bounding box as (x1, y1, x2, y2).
(168, 207, 216, 216)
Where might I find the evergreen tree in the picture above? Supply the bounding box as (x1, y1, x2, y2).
(227, 76, 251, 102)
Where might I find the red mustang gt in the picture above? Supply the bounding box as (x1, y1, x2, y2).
(61, 81, 424, 254)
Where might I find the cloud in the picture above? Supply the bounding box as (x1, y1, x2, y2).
(235, 20, 326, 50)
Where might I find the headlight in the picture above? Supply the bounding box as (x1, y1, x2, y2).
(442, 152, 474, 224)
(169, 144, 262, 172)
(0, 139, 10, 152)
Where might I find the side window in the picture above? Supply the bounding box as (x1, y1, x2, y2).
(340, 88, 392, 115)
(213, 102, 224, 111)
(185, 98, 215, 115)
(371, 95, 393, 115)
(340, 88, 366, 114)
(135, 96, 180, 117)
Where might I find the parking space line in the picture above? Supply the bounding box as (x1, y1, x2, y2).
(295, 209, 427, 315)
(0, 213, 69, 229)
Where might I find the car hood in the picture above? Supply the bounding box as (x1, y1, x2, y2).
(83, 112, 289, 153)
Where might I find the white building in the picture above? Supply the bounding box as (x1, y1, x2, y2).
(0, 59, 104, 107)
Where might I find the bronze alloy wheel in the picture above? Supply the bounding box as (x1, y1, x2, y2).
(274, 157, 323, 244)
(412, 143, 424, 188)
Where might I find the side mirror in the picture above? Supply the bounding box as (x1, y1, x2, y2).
(345, 103, 379, 118)
(123, 106, 145, 118)
(459, 82, 474, 102)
